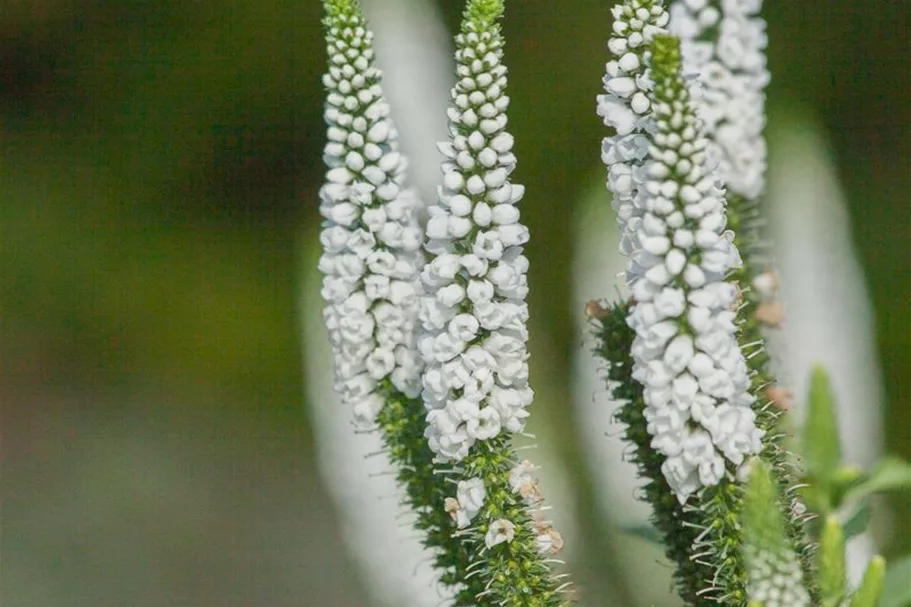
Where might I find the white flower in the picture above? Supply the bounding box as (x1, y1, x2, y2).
(444, 497, 473, 528)
(319, 11, 426, 429)
(484, 518, 516, 548)
(466, 406, 502, 440)
(602, 19, 765, 502)
(534, 520, 565, 555)
(508, 459, 542, 504)
(661, 455, 702, 503)
(418, 15, 535, 463)
(669, 0, 769, 200)
(456, 477, 487, 518)
(598, 1, 670, 257)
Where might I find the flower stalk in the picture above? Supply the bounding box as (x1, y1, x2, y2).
(417, 1, 570, 604)
(668, 0, 817, 589)
(597, 2, 773, 600)
(318, 0, 474, 600)
(590, 297, 714, 604)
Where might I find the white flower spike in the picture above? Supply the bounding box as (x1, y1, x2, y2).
(597, 0, 670, 257)
(668, 0, 769, 200)
(602, 26, 765, 502)
(418, 0, 532, 465)
(424, 3, 570, 604)
(319, 2, 425, 427)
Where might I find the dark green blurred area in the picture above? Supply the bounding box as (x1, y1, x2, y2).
(1, 0, 908, 605)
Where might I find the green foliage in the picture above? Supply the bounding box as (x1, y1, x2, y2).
(803, 366, 843, 508)
(323, 0, 357, 20)
(843, 500, 874, 540)
(650, 35, 681, 77)
(741, 459, 787, 554)
(727, 196, 818, 596)
(376, 395, 481, 604)
(819, 516, 847, 607)
(618, 523, 665, 547)
(789, 370, 908, 607)
(878, 554, 910, 607)
(844, 457, 911, 503)
(797, 368, 911, 541)
(459, 438, 567, 607)
(849, 555, 887, 607)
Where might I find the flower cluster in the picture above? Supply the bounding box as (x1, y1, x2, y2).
(597, 0, 670, 256)
(418, 15, 533, 463)
(605, 33, 764, 502)
(444, 477, 487, 529)
(319, 7, 425, 426)
(669, 0, 769, 199)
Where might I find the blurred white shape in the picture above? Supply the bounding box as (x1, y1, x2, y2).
(303, 261, 448, 607)
(766, 113, 883, 583)
(571, 180, 648, 524)
(570, 178, 678, 607)
(362, 0, 453, 205)
(306, 2, 453, 604)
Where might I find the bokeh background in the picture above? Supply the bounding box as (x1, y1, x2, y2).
(2, 1, 908, 605)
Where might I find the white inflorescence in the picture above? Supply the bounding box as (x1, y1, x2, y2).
(319, 10, 425, 427)
(418, 20, 533, 463)
(602, 4, 765, 503)
(745, 547, 811, 607)
(597, 0, 670, 257)
(669, 0, 769, 200)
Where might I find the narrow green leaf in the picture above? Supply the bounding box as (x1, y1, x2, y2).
(618, 523, 664, 547)
(819, 516, 847, 607)
(877, 555, 910, 607)
(832, 465, 866, 506)
(803, 366, 842, 497)
(848, 556, 886, 607)
(842, 500, 873, 540)
(844, 457, 911, 504)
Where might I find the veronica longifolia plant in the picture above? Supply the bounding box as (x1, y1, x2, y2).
(318, 1, 569, 605)
(316, 0, 902, 605)
(318, 0, 474, 600)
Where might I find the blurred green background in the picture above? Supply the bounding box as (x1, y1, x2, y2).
(2, 1, 908, 605)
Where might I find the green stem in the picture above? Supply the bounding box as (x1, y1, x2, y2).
(592, 299, 714, 604)
(727, 192, 820, 600)
(376, 392, 482, 605)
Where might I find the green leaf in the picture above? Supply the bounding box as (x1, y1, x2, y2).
(848, 556, 886, 607)
(845, 457, 911, 504)
(803, 366, 843, 499)
(618, 523, 664, 547)
(878, 555, 910, 607)
(842, 500, 873, 540)
(832, 465, 866, 506)
(819, 516, 847, 607)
